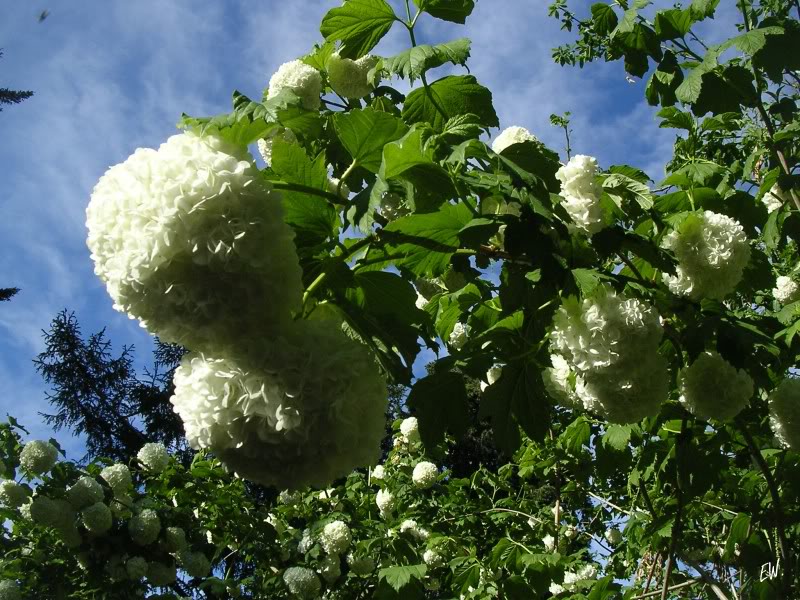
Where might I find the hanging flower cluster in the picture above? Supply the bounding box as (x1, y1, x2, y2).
(491, 125, 539, 154)
(268, 59, 323, 110)
(555, 154, 605, 235)
(283, 566, 322, 599)
(773, 275, 800, 304)
(661, 211, 751, 300)
(320, 520, 352, 555)
(19, 440, 58, 475)
(678, 351, 753, 421)
(411, 461, 438, 489)
(327, 53, 380, 98)
(545, 290, 668, 423)
(136, 443, 170, 473)
(769, 378, 800, 450)
(762, 184, 786, 213)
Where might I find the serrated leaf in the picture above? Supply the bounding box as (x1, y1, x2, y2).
(720, 26, 783, 56)
(414, 0, 475, 24)
(571, 268, 612, 296)
(402, 75, 498, 131)
(406, 370, 469, 446)
(320, 0, 398, 59)
(560, 416, 591, 455)
(689, 0, 719, 19)
(654, 9, 694, 40)
(603, 424, 632, 451)
(657, 106, 694, 130)
(675, 47, 720, 104)
(602, 173, 654, 209)
(437, 113, 483, 144)
(334, 108, 408, 173)
(383, 38, 471, 82)
(591, 4, 618, 35)
(379, 564, 427, 592)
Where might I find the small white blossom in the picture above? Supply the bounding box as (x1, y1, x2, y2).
(129, 509, 161, 545)
(257, 126, 298, 166)
(773, 275, 800, 304)
(110, 494, 134, 518)
(769, 378, 800, 450)
(604, 528, 622, 546)
(555, 155, 604, 235)
(480, 365, 503, 392)
(67, 476, 104, 509)
(327, 53, 379, 99)
(449, 322, 470, 350)
(491, 126, 539, 154)
(371, 465, 385, 480)
(283, 566, 321, 599)
(400, 519, 429, 541)
(0, 480, 30, 508)
(320, 520, 351, 555)
(376, 489, 395, 518)
(81, 501, 112, 534)
(564, 525, 578, 540)
(412, 461, 438, 489)
(423, 548, 445, 568)
(101, 464, 132, 495)
(137, 443, 170, 473)
(19, 440, 58, 475)
(679, 351, 753, 421)
(279, 490, 301, 506)
(400, 417, 420, 443)
(298, 528, 316, 554)
(415, 292, 428, 310)
(268, 59, 323, 110)
(762, 184, 786, 213)
(542, 534, 556, 552)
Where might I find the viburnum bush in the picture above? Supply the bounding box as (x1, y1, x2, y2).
(3, 0, 800, 598)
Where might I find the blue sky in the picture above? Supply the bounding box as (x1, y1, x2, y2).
(0, 0, 735, 456)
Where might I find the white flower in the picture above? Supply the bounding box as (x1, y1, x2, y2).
(170, 318, 388, 489)
(547, 290, 668, 423)
(0, 580, 21, 600)
(400, 519, 429, 541)
(129, 508, 161, 545)
(678, 351, 753, 421)
(412, 461, 438, 489)
(549, 582, 565, 596)
(86, 132, 304, 354)
(101, 464, 132, 495)
(371, 465, 385, 480)
(347, 553, 375, 575)
(283, 566, 321, 599)
(376, 489, 395, 517)
(662, 211, 750, 300)
(321, 520, 351, 555)
(564, 525, 578, 540)
(773, 275, 800, 304)
(146, 561, 177, 586)
(165, 526, 187, 552)
(400, 417, 420, 443)
(555, 155, 604, 235)
(177, 550, 212, 578)
(257, 126, 298, 166)
(279, 490, 302, 506)
(491, 126, 539, 154)
(769, 378, 800, 450)
(762, 184, 786, 213)
(449, 322, 470, 350)
(0, 480, 30, 508)
(480, 365, 503, 392)
(318, 554, 341, 583)
(268, 59, 323, 110)
(81, 501, 112, 534)
(126, 556, 148, 580)
(415, 292, 428, 310)
(327, 53, 380, 99)
(577, 564, 597, 579)
(66, 476, 104, 509)
(423, 548, 445, 568)
(19, 440, 58, 475)
(542, 534, 556, 552)
(298, 528, 316, 554)
(137, 443, 170, 473)
(604, 528, 622, 545)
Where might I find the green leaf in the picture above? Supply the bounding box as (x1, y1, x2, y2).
(675, 47, 720, 104)
(320, 0, 398, 59)
(437, 113, 484, 144)
(383, 38, 471, 82)
(724, 513, 751, 559)
(689, 0, 719, 19)
(720, 27, 783, 56)
(603, 424, 632, 451)
(657, 106, 694, 130)
(334, 108, 408, 173)
(270, 139, 337, 248)
(414, 0, 475, 24)
(381, 203, 473, 276)
(381, 126, 436, 180)
(402, 75, 498, 131)
(591, 4, 618, 35)
(559, 416, 591, 455)
(654, 9, 694, 40)
(406, 370, 469, 446)
(379, 564, 427, 592)
(571, 268, 612, 296)
(603, 173, 654, 209)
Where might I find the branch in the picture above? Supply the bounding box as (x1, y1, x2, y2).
(632, 578, 701, 599)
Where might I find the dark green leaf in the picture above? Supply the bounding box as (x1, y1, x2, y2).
(654, 9, 694, 40)
(414, 0, 475, 24)
(402, 75, 498, 131)
(383, 38, 471, 82)
(334, 108, 408, 173)
(407, 370, 470, 446)
(591, 4, 618, 35)
(320, 0, 398, 59)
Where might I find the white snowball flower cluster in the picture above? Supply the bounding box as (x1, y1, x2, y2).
(320, 520, 351, 555)
(347, 553, 375, 575)
(762, 184, 786, 213)
(170, 318, 387, 489)
(318, 554, 341, 583)
(137, 442, 170, 473)
(662, 211, 750, 300)
(400, 416, 420, 444)
(449, 322, 471, 350)
(110, 494, 134, 519)
(86, 132, 303, 354)
(268, 59, 323, 110)
(279, 490, 302, 506)
(400, 519, 430, 541)
(147, 562, 177, 586)
(549, 564, 598, 595)
(0, 480, 30, 508)
(555, 155, 605, 235)
(66, 476, 104, 509)
(298, 528, 316, 554)
(773, 275, 800, 304)
(604, 528, 622, 546)
(412, 461, 438, 489)
(415, 292, 428, 310)
(564, 525, 578, 540)
(19, 440, 58, 475)
(164, 526, 188, 552)
(769, 378, 800, 450)
(177, 550, 212, 578)
(327, 53, 380, 98)
(283, 566, 322, 599)
(542, 534, 556, 552)
(376, 489, 396, 518)
(0, 580, 21, 600)
(546, 290, 668, 423)
(491, 126, 539, 154)
(371, 464, 385, 480)
(480, 365, 503, 392)
(423, 548, 446, 569)
(81, 501, 112, 534)
(257, 126, 298, 166)
(101, 464, 132, 495)
(126, 556, 148, 580)
(678, 351, 753, 421)
(129, 508, 161, 545)
(30, 496, 81, 547)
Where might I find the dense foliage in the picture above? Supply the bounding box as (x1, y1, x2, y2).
(1, 0, 799, 598)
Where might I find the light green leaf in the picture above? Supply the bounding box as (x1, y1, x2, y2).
(381, 125, 436, 180)
(675, 47, 720, 104)
(334, 108, 408, 173)
(603, 424, 632, 451)
(414, 0, 475, 24)
(379, 564, 427, 592)
(320, 0, 398, 59)
(689, 0, 719, 19)
(720, 27, 783, 56)
(402, 75, 498, 131)
(602, 173, 654, 209)
(571, 268, 612, 296)
(383, 38, 471, 82)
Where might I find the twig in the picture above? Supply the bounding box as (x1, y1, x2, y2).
(661, 418, 687, 600)
(632, 578, 701, 599)
(587, 491, 633, 516)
